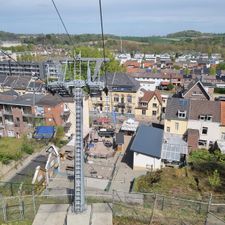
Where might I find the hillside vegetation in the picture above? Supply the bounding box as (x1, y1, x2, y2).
(1, 30, 225, 57)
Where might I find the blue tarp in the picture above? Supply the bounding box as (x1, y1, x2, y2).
(34, 126, 55, 139)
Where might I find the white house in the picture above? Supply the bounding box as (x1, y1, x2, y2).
(187, 100, 221, 148)
(130, 125, 188, 170)
(130, 125, 163, 171)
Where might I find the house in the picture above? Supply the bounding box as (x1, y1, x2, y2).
(164, 98, 190, 135)
(187, 100, 221, 149)
(0, 92, 89, 138)
(129, 125, 188, 170)
(130, 125, 163, 171)
(0, 75, 45, 95)
(89, 72, 140, 116)
(181, 80, 211, 100)
(135, 90, 163, 121)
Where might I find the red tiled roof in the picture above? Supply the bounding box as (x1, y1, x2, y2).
(124, 60, 141, 68)
(140, 90, 162, 104)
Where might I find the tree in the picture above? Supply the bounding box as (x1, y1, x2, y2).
(209, 67, 216, 76)
(167, 83, 174, 90)
(53, 126, 64, 147)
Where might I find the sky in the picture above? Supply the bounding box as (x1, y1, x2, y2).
(0, 0, 225, 36)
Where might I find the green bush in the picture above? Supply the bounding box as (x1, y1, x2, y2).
(21, 143, 33, 155)
(53, 126, 65, 147)
(208, 169, 221, 190)
(214, 87, 225, 94)
(134, 170, 162, 192)
(167, 83, 174, 90)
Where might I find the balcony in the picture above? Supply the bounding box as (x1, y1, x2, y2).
(5, 120, 14, 126)
(3, 110, 12, 115)
(61, 110, 70, 118)
(115, 102, 125, 108)
(63, 121, 72, 128)
(136, 103, 148, 109)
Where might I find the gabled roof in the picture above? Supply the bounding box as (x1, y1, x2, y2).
(102, 72, 140, 92)
(189, 100, 220, 122)
(140, 90, 162, 104)
(182, 79, 211, 100)
(130, 125, 163, 158)
(1, 89, 19, 97)
(165, 98, 190, 120)
(35, 94, 63, 107)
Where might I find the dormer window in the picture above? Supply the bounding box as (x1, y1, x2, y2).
(199, 114, 213, 121)
(200, 115, 206, 121)
(207, 115, 212, 121)
(178, 110, 186, 119)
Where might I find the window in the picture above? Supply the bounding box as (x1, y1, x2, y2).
(199, 115, 206, 121)
(222, 133, 225, 140)
(175, 122, 179, 131)
(127, 109, 132, 114)
(141, 102, 148, 107)
(198, 139, 207, 147)
(207, 115, 212, 121)
(178, 110, 186, 119)
(152, 103, 157, 108)
(166, 127, 170, 132)
(202, 127, 208, 135)
(114, 95, 119, 102)
(127, 95, 132, 103)
(142, 109, 146, 115)
(152, 111, 157, 116)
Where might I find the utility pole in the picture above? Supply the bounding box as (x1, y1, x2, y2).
(47, 56, 109, 213)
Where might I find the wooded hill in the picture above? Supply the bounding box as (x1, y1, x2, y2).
(1, 30, 225, 57)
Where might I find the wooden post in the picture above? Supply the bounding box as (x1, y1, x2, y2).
(10, 183, 13, 196)
(161, 196, 165, 211)
(3, 202, 7, 222)
(149, 193, 157, 225)
(32, 190, 36, 215)
(204, 193, 213, 224)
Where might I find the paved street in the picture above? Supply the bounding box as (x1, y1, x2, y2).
(109, 135, 145, 192)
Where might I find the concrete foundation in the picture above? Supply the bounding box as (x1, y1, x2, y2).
(92, 203, 113, 225)
(67, 205, 92, 225)
(32, 203, 112, 225)
(32, 204, 69, 225)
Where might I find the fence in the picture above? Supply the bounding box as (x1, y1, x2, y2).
(0, 190, 224, 225)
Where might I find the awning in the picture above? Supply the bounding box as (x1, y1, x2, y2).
(160, 81, 170, 86)
(96, 117, 110, 123)
(34, 126, 55, 139)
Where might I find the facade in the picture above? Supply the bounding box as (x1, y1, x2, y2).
(135, 90, 163, 121)
(181, 80, 211, 100)
(89, 72, 140, 116)
(187, 100, 221, 149)
(164, 98, 190, 136)
(0, 60, 58, 79)
(130, 125, 163, 171)
(164, 97, 221, 150)
(0, 93, 72, 137)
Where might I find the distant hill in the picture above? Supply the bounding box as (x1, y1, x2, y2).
(167, 30, 207, 38)
(166, 30, 225, 38)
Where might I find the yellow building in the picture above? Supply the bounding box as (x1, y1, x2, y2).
(164, 98, 189, 136)
(135, 90, 163, 121)
(89, 73, 140, 115)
